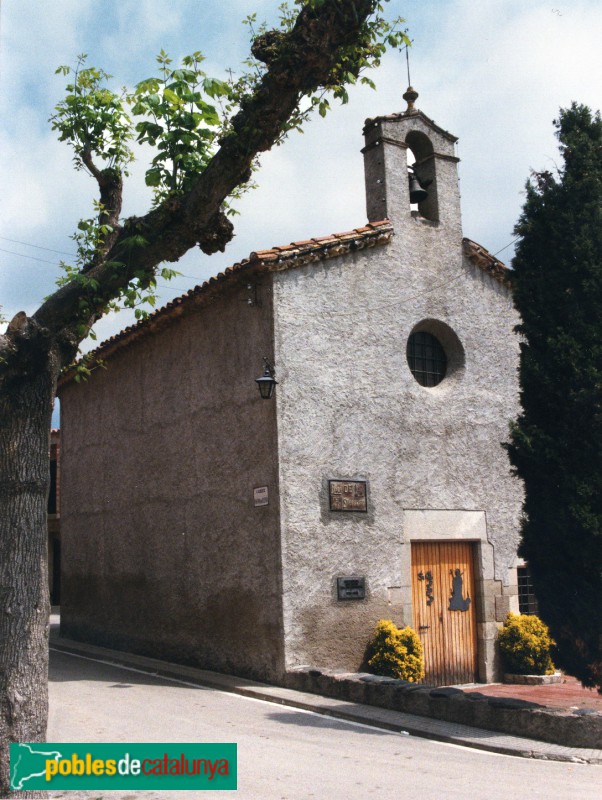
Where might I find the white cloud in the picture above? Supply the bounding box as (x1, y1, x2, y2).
(400, 0, 602, 253)
(0, 115, 92, 309)
(2, 0, 602, 338)
(0, 0, 90, 110)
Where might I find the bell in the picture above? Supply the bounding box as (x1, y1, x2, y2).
(409, 174, 428, 204)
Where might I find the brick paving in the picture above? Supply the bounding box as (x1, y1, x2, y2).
(463, 675, 602, 712)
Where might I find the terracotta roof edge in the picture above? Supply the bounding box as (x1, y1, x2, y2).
(58, 221, 394, 389)
(463, 237, 511, 287)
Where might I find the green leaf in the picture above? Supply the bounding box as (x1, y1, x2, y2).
(145, 167, 163, 187)
(203, 77, 230, 98)
(163, 88, 182, 106)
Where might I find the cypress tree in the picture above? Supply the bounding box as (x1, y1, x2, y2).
(507, 103, 602, 690)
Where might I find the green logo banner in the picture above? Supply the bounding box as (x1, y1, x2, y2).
(10, 742, 237, 791)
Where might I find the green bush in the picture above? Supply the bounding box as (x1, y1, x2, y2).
(365, 619, 424, 682)
(497, 612, 556, 675)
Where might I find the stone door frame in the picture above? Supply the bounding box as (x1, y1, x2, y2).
(401, 509, 498, 683)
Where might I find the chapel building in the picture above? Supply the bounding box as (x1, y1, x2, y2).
(58, 90, 523, 686)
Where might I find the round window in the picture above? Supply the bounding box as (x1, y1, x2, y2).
(406, 331, 447, 387)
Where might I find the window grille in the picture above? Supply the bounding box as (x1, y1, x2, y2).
(517, 566, 539, 615)
(407, 331, 447, 387)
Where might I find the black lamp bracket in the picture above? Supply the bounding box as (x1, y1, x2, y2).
(262, 357, 276, 378)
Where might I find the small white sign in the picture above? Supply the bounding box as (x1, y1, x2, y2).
(254, 486, 269, 507)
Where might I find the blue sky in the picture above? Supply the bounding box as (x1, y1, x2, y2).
(2, 0, 602, 358)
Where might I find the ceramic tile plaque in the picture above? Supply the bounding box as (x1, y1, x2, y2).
(254, 486, 269, 507)
(328, 480, 367, 512)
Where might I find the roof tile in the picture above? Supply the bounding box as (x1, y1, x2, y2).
(463, 238, 510, 286)
(58, 223, 508, 388)
(58, 221, 394, 387)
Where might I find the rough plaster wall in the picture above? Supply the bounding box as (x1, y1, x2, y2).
(273, 123, 522, 672)
(59, 276, 284, 680)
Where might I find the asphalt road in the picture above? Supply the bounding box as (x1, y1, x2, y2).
(47, 649, 600, 800)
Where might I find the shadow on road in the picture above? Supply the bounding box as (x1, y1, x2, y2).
(264, 709, 394, 736)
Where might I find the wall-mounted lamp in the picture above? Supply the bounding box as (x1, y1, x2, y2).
(255, 357, 278, 400)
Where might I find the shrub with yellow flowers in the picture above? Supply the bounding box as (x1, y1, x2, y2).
(497, 612, 556, 675)
(365, 619, 424, 682)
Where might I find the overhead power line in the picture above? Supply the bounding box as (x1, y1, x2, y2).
(492, 237, 520, 257)
(0, 235, 75, 257)
(0, 247, 63, 265)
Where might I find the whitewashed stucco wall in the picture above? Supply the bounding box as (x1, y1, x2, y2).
(272, 111, 523, 673)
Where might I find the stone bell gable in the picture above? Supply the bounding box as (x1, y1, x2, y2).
(363, 87, 461, 233)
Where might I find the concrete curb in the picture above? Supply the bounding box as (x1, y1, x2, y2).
(49, 634, 602, 765)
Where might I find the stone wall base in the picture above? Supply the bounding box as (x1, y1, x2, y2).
(504, 672, 562, 685)
(285, 668, 601, 749)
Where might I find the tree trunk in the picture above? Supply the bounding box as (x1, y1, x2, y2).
(0, 368, 54, 798)
(0, 6, 397, 793)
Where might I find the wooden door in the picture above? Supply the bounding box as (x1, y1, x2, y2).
(411, 542, 477, 685)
